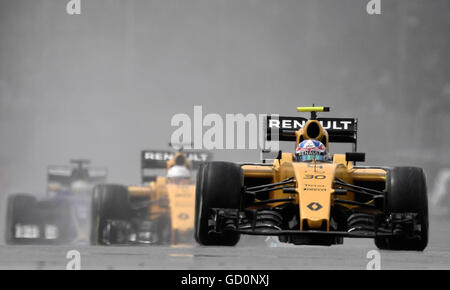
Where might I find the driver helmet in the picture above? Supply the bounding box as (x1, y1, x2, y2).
(167, 165, 191, 184)
(295, 139, 329, 162)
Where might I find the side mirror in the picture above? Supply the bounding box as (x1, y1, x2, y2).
(142, 175, 158, 183)
(345, 152, 365, 163)
(261, 150, 282, 163)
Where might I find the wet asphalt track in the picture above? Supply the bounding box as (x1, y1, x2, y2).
(0, 217, 449, 270)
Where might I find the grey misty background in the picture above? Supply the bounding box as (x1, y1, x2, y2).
(0, 1, 449, 240)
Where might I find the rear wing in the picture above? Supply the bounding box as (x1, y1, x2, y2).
(265, 115, 358, 149)
(141, 150, 212, 183)
(47, 165, 107, 195)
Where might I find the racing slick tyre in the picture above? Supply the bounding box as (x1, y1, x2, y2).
(5, 194, 37, 245)
(195, 162, 243, 246)
(90, 184, 132, 245)
(375, 167, 428, 251)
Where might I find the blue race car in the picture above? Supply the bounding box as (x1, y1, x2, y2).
(5, 159, 107, 245)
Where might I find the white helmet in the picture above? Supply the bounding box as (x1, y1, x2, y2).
(167, 165, 191, 179)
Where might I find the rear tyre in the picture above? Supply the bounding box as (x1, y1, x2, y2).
(375, 167, 428, 251)
(195, 162, 243, 246)
(90, 184, 131, 245)
(5, 194, 38, 245)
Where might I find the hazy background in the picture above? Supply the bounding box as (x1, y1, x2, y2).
(1, 1, 449, 240)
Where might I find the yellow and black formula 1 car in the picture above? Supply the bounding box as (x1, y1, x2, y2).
(195, 107, 428, 251)
(90, 149, 212, 245)
(6, 159, 107, 245)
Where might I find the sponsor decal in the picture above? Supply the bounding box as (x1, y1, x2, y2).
(174, 192, 192, 198)
(303, 187, 327, 192)
(304, 183, 325, 188)
(143, 151, 209, 162)
(307, 202, 323, 211)
(267, 116, 355, 131)
(307, 163, 324, 169)
(178, 213, 189, 220)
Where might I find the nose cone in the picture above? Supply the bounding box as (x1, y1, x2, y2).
(292, 162, 336, 231)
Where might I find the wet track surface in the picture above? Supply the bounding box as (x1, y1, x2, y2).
(1, 218, 449, 270)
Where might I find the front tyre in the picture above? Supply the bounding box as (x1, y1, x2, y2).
(195, 162, 243, 246)
(375, 167, 428, 251)
(90, 184, 131, 245)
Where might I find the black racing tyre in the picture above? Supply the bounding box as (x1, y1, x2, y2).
(375, 167, 428, 251)
(5, 194, 37, 244)
(90, 184, 131, 245)
(195, 162, 243, 246)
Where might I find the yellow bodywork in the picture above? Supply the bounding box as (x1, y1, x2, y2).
(242, 119, 387, 231)
(127, 152, 197, 244)
(166, 183, 196, 231)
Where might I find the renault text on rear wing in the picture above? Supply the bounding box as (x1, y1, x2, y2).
(266, 115, 357, 144)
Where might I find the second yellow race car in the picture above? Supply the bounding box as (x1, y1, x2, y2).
(90, 149, 212, 245)
(195, 107, 428, 251)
